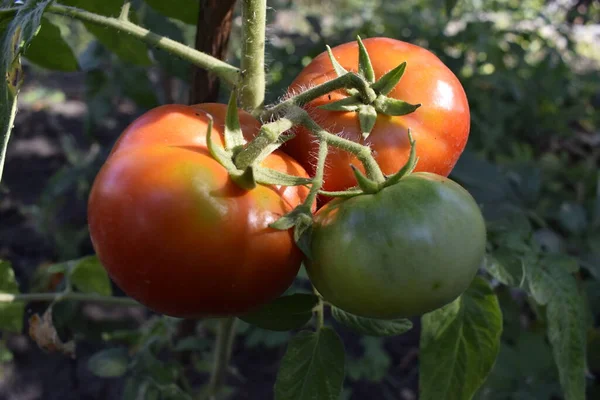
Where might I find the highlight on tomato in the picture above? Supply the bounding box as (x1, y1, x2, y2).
(284, 37, 471, 195)
(87, 104, 311, 318)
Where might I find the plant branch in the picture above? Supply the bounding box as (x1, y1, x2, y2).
(206, 317, 237, 400)
(0, 291, 141, 306)
(41, 3, 240, 87)
(239, 0, 266, 111)
(304, 140, 328, 207)
(118, 1, 131, 21)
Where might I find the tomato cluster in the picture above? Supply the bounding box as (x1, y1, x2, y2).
(87, 38, 485, 320)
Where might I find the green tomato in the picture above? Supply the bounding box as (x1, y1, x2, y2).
(307, 172, 486, 319)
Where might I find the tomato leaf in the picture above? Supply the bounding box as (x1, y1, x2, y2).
(483, 252, 524, 287)
(420, 277, 502, 400)
(69, 255, 112, 296)
(358, 104, 377, 138)
(371, 61, 406, 96)
(240, 294, 318, 331)
(61, 0, 151, 66)
(224, 91, 246, 153)
(331, 307, 412, 337)
(274, 327, 345, 400)
(356, 36, 375, 83)
(0, 260, 24, 333)
(317, 95, 362, 112)
(526, 259, 587, 400)
(143, 0, 199, 25)
(373, 95, 420, 116)
(23, 17, 78, 71)
(88, 348, 129, 378)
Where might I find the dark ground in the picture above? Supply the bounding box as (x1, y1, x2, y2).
(0, 72, 420, 400)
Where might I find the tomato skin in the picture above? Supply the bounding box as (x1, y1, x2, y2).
(285, 38, 470, 194)
(306, 172, 486, 319)
(88, 104, 310, 318)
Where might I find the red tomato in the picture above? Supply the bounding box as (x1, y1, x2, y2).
(88, 104, 310, 318)
(284, 37, 470, 194)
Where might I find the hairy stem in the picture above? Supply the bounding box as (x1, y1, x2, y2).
(36, 4, 241, 86)
(239, 0, 267, 111)
(206, 317, 237, 400)
(0, 292, 141, 306)
(304, 140, 329, 207)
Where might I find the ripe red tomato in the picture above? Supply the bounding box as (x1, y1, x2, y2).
(307, 172, 486, 319)
(285, 37, 470, 194)
(88, 104, 311, 318)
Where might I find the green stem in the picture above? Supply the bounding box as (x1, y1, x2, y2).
(300, 113, 385, 183)
(304, 140, 328, 207)
(118, 1, 131, 21)
(262, 72, 375, 120)
(0, 292, 141, 306)
(315, 299, 325, 330)
(206, 317, 237, 400)
(32, 4, 241, 86)
(234, 117, 295, 170)
(239, 0, 267, 111)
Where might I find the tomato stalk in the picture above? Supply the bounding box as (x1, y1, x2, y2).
(205, 318, 238, 400)
(118, 1, 131, 21)
(0, 291, 141, 306)
(240, 0, 267, 112)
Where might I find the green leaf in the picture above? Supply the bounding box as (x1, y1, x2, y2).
(346, 337, 391, 382)
(224, 92, 246, 153)
(88, 348, 129, 378)
(526, 260, 587, 400)
(357, 104, 377, 138)
(373, 95, 421, 116)
(23, 17, 78, 71)
(371, 61, 406, 95)
(420, 277, 502, 400)
(317, 95, 362, 112)
(331, 307, 412, 337)
(356, 36, 375, 83)
(240, 294, 319, 331)
(0, 260, 24, 333)
(483, 252, 523, 287)
(62, 0, 151, 66)
(173, 337, 211, 352)
(70, 256, 112, 296)
(143, 0, 199, 25)
(274, 328, 345, 400)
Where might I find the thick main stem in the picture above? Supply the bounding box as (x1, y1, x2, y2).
(206, 317, 237, 400)
(0, 292, 140, 306)
(41, 4, 240, 87)
(240, 0, 267, 112)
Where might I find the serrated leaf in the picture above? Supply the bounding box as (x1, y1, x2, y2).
(143, 0, 199, 25)
(420, 277, 502, 400)
(70, 255, 112, 296)
(483, 253, 522, 287)
(88, 348, 129, 378)
(356, 36, 375, 83)
(274, 328, 345, 400)
(0, 260, 24, 333)
(371, 61, 406, 95)
(373, 95, 420, 116)
(317, 95, 362, 112)
(240, 294, 318, 331)
(331, 307, 412, 337)
(62, 0, 151, 66)
(254, 167, 313, 186)
(24, 17, 78, 71)
(526, 260, 586, 400)
(358, 104, 377, 138)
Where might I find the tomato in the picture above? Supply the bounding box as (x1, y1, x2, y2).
(88, 104, 311, 318)
(285, 37, 470, 195)
(306, 172, 486, 319)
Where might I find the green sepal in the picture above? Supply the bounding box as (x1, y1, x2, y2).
(294, 214, 314, 260)
(318, 188, 364, 199)
(224, 91, 246, 154)
(270, 206, 313, 231)
(382, 130, 417, 188)
(373, 95, 421, 116)
(317, 95, 362, 112)
(371, 61, 407, 96)
(358, 104, 378, 138)
(351, 165, 379, 194)
(356, 36, 375, 83)
(230, 165, 256, 190)
(326, 44, 358, 97)
(255, 167, 313, 186)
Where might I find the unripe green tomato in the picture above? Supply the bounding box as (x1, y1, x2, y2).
(306, 172, 486, 319)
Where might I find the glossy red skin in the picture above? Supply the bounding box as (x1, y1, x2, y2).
(284, 37, 470, 194)
(88, 104, 311, 318)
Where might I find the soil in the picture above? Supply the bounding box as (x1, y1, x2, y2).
(0, 72, 420, 400)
